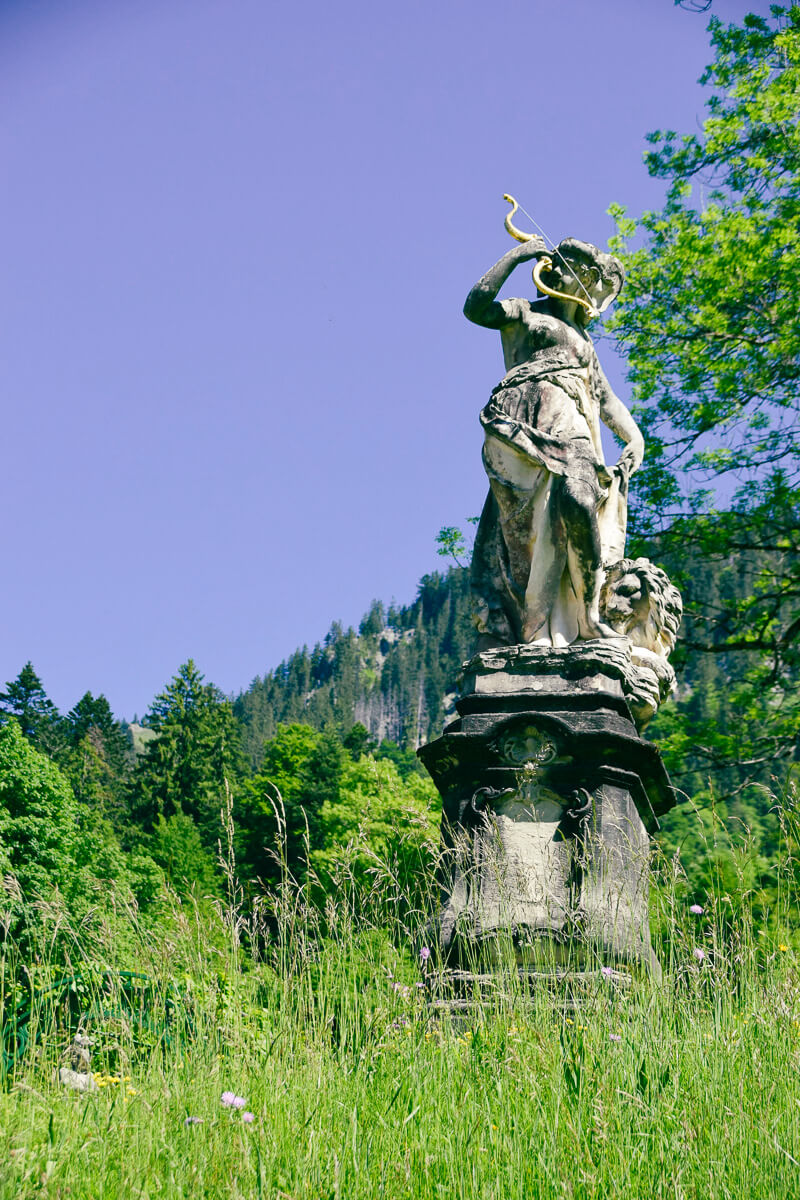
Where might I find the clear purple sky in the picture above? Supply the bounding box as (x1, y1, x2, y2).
(1, 0, 771, 719)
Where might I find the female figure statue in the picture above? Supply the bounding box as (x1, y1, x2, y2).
(465, 215, 644, 648)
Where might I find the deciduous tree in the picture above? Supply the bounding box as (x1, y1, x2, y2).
(609, 6, 800, 793)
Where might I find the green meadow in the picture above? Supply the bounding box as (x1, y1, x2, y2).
(3, 798, 800, 1200)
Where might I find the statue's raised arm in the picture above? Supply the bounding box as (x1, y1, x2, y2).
(463, 235, 547, 330)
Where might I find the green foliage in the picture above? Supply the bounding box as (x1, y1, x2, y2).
(128, 661, 242, 849)
(0, 715, 166, 957)
(310, 754, 440, 897)
(435, 525, 470, 566)
(0, 718, 77, 901)
(237, 724, 441, 900)
(374, 737, 427, 779)
(436, 517, 479, 567)
(237, 723, 345, 883)
(609, 6, 800, 792)
(148, 813, 220, 899)
(342, 721, 375, 760)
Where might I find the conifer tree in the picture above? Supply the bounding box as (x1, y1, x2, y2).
(63, 692, 131, 825)
(0, 662, 63, 757)
(128, 660, 241, 848)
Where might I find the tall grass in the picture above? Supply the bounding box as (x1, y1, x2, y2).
(1, 791, 800, 1198)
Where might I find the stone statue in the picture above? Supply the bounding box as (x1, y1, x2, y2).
(466, 198, 645, 648)
(417, 199, 684, 994)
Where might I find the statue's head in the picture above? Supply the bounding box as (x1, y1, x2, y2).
(537, 239, 624, 318)
(600, 557, 683, 658)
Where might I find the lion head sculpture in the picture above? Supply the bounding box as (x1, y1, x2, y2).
(600, 558, 682, 659)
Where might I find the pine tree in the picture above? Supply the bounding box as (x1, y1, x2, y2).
(62, 692, 132, 826)
(128, 660, 242, 848)
(0, 662, 63, 757)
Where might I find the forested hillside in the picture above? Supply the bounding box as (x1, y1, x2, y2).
(1, 524, 796, 939)
(234, 569, 473, 767)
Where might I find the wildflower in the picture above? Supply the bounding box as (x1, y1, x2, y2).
(221, 1092, 246, 1109)
(184, 1117, 204, 1126)
(242, 1112, 256, 1124)
(609, 1034, 622, 1043)
(693, 947, 706, 962)
(689, 904, 704, 915)
(419, 946, 431, 964)
(779, 944, 789, 952)
(600, 966, 614, 978)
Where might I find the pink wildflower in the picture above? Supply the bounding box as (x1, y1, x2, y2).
(600, 966, 614, 978)
(242, 1112, 256, 1124)
(693, 947, 706, 962)
(609, 1033, 622, 1043)
(690, 904, 704, 915)
(221, 1092, 246, 1109)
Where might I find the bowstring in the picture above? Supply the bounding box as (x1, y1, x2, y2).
(514, 199, 597, 310)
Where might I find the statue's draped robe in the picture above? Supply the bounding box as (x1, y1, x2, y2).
(471, 360, 627, 646)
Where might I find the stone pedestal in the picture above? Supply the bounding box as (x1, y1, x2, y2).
(418, 640, 675, 991)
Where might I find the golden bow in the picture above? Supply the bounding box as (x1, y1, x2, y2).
(503, 195, 597, 318)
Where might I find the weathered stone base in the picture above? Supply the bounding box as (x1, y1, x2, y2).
(427, 965, 632, 1019)
(418, 642, 676, 982)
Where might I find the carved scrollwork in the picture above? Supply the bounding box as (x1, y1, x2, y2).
(494, 725, 557, 768)
(560, 787, 594, 838)
(459, 785, 515, 827)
